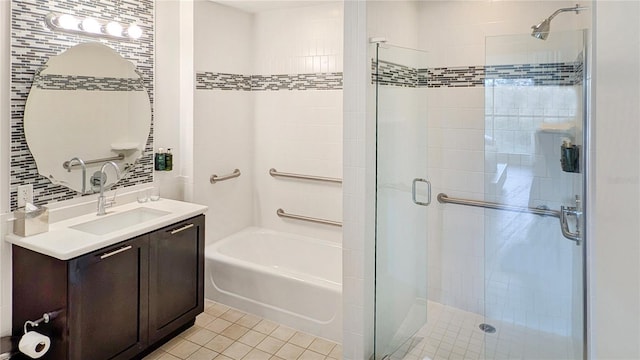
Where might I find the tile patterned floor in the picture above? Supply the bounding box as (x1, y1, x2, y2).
(143, 300, 342, 360)
(388, 301, 574, 360)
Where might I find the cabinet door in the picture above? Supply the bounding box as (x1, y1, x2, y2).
(149, 215, 205, 342)
(68, 235, 149, 360)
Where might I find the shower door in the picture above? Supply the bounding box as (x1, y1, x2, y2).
(483, 30, 586, 359)
(374, 43, 430, 359)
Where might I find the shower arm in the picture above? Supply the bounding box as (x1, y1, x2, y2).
(546, 4, 588, 22)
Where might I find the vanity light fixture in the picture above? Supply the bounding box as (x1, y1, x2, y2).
(45, 12, 143, 40)
(80, 18, 101, 34)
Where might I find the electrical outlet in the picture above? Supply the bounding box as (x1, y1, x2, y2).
(17, 184, 33, 208)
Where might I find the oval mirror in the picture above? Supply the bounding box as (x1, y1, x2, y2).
(24, 42, 151, 194)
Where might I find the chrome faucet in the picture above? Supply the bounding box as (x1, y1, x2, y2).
(66, 157, 87, 194)
(97, 161, 121, 216)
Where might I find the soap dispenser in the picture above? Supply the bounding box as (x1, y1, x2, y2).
(155, 148, 166, 171)
(560, 138, 579, 173)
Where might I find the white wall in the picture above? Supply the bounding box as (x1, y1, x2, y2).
(253, 3, 343, 243)
(343, 1, 374, 358)
(193, 1, 255, 243)
(591, 2, 640, 358)
(192, 2, 343, 245)
(253, 3, 343, 76)
(156, 0, 186, 201)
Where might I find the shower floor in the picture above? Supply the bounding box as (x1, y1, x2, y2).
(387, 301, 575, 360)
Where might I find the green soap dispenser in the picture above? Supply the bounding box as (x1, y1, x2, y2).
(165, 148, 173, 171)
(155, 148, 166, 171)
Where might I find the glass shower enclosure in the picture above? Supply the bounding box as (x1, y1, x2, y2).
(373, 30, 586, 360)
(373, 43, 430, 359)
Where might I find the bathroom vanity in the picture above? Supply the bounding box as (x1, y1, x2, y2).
(7, 199, 207, 360)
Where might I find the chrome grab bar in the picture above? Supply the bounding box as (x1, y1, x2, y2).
(63, 153, 125, 170)
(269, 168, 342, 184)
(210, 169, 241, 184)
(437, 193, 582, 244)
(276, 208, 342, 227)
(437, 193, 560, 217)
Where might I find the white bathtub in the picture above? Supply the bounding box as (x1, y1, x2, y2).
(205, 227, 342, 342)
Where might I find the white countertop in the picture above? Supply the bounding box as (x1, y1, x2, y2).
(6, 198, 208, 260)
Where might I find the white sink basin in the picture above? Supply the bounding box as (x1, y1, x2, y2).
(71, 207, 171, 235)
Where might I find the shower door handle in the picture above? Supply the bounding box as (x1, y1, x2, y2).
(560, 205, 581, 245)
(412, 178, 431, 206)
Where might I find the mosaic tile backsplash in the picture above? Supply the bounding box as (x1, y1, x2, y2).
(33, 71, 146, 92)
(372, 60, 584, 88)
(196, 72, 343, 91)
(11, 0, 154, 210)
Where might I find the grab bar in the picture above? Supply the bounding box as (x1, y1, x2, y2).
(269, 168, 342, 184)
(437, 193, 560, 217)
(438, 193, 582, 244)
(63, 153, 124, 170)
(276, 208, 342, 227)
(210, 169, 241, 184)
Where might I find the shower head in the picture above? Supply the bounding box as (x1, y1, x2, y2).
(531, 4, 588, 40)
(531, 18, 551, 40)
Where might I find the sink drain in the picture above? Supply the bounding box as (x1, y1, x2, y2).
(479, 323, 496, 333)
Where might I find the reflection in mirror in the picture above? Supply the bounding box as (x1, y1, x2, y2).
(24, 42, 152, 194)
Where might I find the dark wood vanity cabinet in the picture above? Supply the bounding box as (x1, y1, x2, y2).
(67, 235, 149, 360)
(149, 217, 205, 343)
(12, 214, 205, 360)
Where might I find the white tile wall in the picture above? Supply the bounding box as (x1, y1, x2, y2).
(343, 1, 375, 358)
(253, 91, 343, 243)
(193, 1, 254, 244)
(193, 1, 343, 245)
(253, 3, 343, 75)
(194, 91, 255, 243)
(195, 1, 254, 74)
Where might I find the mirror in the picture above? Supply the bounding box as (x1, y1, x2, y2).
(23, 42, 152, 194)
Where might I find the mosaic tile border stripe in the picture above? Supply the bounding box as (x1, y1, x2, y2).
(371, 60, 417, 88)
(33, 72, 146, 91)
(11, 0, 155, 210)
(196, 72, 251, 91)
(372, 60, 583, 88)
(196, 72, 343, 91)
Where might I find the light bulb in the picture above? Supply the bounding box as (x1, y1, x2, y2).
(105, 22, 123, 37)
(127, 24, 142, 39)
(81, 18, 101, 34)
(57, 14, 78, 30)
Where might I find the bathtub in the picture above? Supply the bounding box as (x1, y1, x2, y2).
(205, 227, 342, 342)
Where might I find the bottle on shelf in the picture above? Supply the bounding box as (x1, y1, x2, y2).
(165, 148, 173, 171)
(154, 148, 166, 171)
